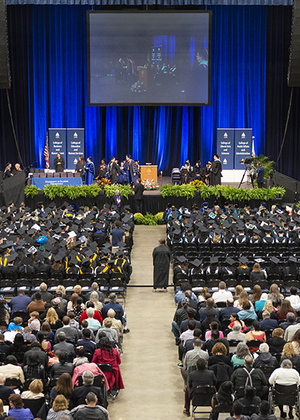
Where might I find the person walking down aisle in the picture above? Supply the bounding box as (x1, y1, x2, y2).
(152, 238, 171, 292)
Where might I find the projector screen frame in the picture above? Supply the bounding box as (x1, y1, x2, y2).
(87, 9, 212, 107)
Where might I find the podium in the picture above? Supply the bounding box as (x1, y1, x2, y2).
(140, 165, 157, 183)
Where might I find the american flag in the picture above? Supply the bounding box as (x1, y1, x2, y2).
(44, 133, 49, 169)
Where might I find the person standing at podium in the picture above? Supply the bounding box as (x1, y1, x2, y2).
(54, 153, 65, 173)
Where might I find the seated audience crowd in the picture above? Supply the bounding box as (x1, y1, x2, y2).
(168, 202, 300, 417)
(0, 202, 133, 419)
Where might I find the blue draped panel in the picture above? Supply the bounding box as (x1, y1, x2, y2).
(3, 5, 268, 175)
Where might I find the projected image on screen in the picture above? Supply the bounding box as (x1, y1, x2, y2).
(87, 12, 211, 106)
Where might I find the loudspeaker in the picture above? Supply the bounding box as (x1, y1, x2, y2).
(0, 0, 10, 89)
(288, 0, 300, 86)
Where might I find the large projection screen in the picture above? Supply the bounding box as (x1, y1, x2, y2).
(87, 11, 212, 106)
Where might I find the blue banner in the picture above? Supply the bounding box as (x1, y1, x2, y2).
(32, 177, 82, 189)
(67, 129, 85, 170)
(48, 129, 67, 170)
(217, 129, 234, 170)
(234, 129, 252, 170)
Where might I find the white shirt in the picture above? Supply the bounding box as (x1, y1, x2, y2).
(286, 295, 300, 311)
(269, 367, 300, 386)
(180, 329, 195, 345)
(212, 289, 233, 303)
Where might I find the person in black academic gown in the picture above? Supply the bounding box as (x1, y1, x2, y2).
(210, 154, 222, 186)
(54, 153, 65, 173)
(152, 238, 171, 292)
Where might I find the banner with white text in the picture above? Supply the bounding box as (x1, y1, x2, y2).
(48, 129, 67, 170)
(217, 128, 234, 170)
(66, 129, 85, 170)
(234, 129, 252, 170)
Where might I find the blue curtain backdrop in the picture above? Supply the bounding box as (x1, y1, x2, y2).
(2, 5, 267, 173)
(3, 5, 300, 179)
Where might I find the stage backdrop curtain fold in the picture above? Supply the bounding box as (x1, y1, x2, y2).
(2, 4, 299, 179)
(6, 0, 293, 5)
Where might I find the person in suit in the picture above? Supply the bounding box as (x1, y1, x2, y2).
(219, 299, 240, 321)
(255, 161, 264, 188)
(108, 157, 119, 185)
(133, 178, 144, 214)
(259, 311, 278, 331)
(71, 371, 105, 408)
(53, 332, 76, 360)
(54, 316, 78, 345)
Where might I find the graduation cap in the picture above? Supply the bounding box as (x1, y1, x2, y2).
(190, 258, 202, 268)
(214, 228, 222, 235)
(210, 256, 219, 265)
(122, 214, 131, 224)
(253, 227, 261, 235)
(173, 229, 182, 237)
(222, 220, 231, 229)
(89, 242, 98, 252)
(231, 213, 239, 221)
(116, 250, 125, 257)
(21, 256, 31, 265)
(289, 256, 298, 263)
(7, 252, 18, 263)
(225, 257, 235, 266)
(83, 249, 94, 258)
(27, 229, 36, 236)
(239, 256, 248, 264)
(176, 255, 187, 264)
(53, 253, 64, 262)
(270, 256, 280, 264)
(202, 202, 209, 207)
(122, 225, 131, 232)
(4, 241, 14, 248)
(54, 227, 62, 234)
(263, 225, 272, 232)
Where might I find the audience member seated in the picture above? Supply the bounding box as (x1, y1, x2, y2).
(102, 293, 125, 325)
(208, 342, 232, 387)
(250, 401, 277, 420)
(172, 297, 189, 340)
(51, 351, 74, 379)
(72, 371, 104, 408)
(234, 291, 254, 311)
(0, 334, 11, 357)
(206, 330, 229, 355)
(205, 321, 224, 341)
(47, 394, 72, 420)
(77, 329, 97, 355)
(86, 308, 101, 330)
(85, 282, 105, 304)
(87, 291, 103, 313)
(11, 333, 28, 357)
(183, 357, 217, 417)
(238, 386, 261, 415)
(280, 342, 300, 373)
(80, 302, 103, 325)
(250, 264, 266, 283)
(0, 355, 24, 383)
(252, 286, 267, 312)
(50, 372, 73, 407)
(276, 299, 297, 321)
(259, 311, 278, 331)
(8, 393, 33, 420)
(181, 338, 209, 384)
(231, 355, 268, 399)
(238, 301, 258, 322)
(227, 322, 247, 353)
(180, 308, 201, 334)
(10, 290, 31, 315)
(41, 321, 55, 345)
(43, 307, 63, 331)
(53, 332, 76, 360)
(0, 373, 14, 403)
(267, 328, 285, 354)
(233, 285, 244, 302)
(28, 311, 41, 332)
(21, 378, 44, 399)
(212, 281, 233, 303)
(27, 292, 46, 315)
(210, 381, 234, 420)
(269, 359, 300, 418)
(219, 299, 240, 322)
(291, 329, 300, 355)
(246, 321, 266, 352)
(7, 316, 23, 333)
(286, 287, 300, 312)
(23, 351, 46, 384)
(72, 358, 109, 388)
(174, 282, 197, 304)
(231, 343, 251, 368)
(70, 391, 109, 420)
(32, 282, 53, 304)
(55, 316, 79, 345)
(92, 337, 124, 391)
(253, 343, 278, 368)
(262, 300, 277, 319)
(284, 313, 300, 341)
(98, 318, 119, 345)
(225, 400, 250, 420)
(185, 328, 203, 352)
(199, 298, 219, 322)
(267, 283, 283, 305)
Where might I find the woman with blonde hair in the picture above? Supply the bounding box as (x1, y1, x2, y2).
(262, 299, 275, 314)
(44, 307, 62, 331)
(198, 287, 209, 303)
(88, 291, 103, 312)
(21, 378, 44, 399)
(234, 285, 244, 300)
(280, 342, 300, 372)
(0, 398, 6, 420)
(46, 394, 72, 420)
(234, 290, 254, 310)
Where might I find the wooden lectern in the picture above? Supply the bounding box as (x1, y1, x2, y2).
(140, 165, 158, 183)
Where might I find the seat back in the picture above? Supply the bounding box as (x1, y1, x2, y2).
(192, 385, 216, 407)
(273, 383, 299, 406)
(23, 397, 46, 418)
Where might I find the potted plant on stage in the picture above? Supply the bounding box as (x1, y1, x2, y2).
(252, 154, 275, 188)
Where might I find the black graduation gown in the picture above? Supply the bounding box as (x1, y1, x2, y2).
(108, 161, 119, 184)
(210, 160, 222, 186)
(54, 157, 65, 172)
(152, 244, 171, 289)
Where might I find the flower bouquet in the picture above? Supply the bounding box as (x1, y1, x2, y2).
(142, 179, 159, 190)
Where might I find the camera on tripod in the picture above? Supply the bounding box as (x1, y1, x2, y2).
(239, 157, 254, 165)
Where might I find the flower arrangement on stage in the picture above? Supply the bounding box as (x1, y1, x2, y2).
(97, 178, 111, 188)
(134, 212, 165, 225)
(190, 179, 205, 189)
(142, 179, 159, 190)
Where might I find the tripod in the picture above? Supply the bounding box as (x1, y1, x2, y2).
(238, 164, 254, 189)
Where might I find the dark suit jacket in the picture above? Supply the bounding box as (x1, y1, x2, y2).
(180, 319, 201, 334)
(0, 385, 14, 403)
(259, 318, 278, 331)
(53, 341, 76, 358)
(23, 348, 48, 370)
(134, 183, 144, 200)
(55, 326, 78, 344)
(72, 385, 104, 407)
(219, 306, 240, 321)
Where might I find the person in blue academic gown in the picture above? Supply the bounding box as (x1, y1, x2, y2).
(125, 155, 138, 186)
(85, 156, 95, 185)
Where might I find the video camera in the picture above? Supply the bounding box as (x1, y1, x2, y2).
(239, 157, 254, 165)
